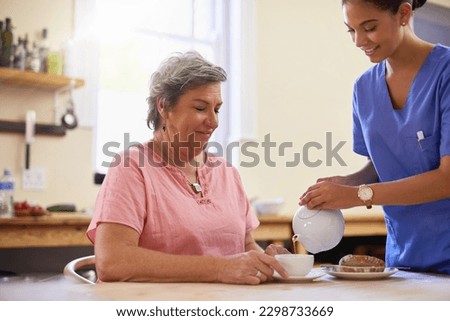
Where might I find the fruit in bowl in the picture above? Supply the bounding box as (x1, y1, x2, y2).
(252, 198, 285, 216)
(14, 201, 47, 216)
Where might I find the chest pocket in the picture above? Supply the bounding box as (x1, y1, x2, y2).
(408, 133, 441, 174)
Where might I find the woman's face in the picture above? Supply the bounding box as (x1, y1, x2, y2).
(343, 1, 404, 63)
(163, 82, 222, 158)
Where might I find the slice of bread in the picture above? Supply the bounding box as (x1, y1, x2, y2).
(338, 254, 385, 272)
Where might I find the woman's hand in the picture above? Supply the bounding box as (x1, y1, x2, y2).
(217, 250, 288, 285)
(264, 244, 291, 256)
(317, 175, 349, 184)
(298, 176, 351, 203)
(299, 180, 358, 210)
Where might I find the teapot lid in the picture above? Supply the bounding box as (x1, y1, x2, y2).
(294, 206, 321, 219)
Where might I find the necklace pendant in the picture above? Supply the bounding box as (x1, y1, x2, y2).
(191, 183, 202, 194)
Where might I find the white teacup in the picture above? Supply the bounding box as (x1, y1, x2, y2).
(275, 254, 314, 277)
(292, 206, 345, 254)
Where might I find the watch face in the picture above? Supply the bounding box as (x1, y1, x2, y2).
(358, 186, 373, 201)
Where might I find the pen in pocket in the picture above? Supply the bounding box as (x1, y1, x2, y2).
(417, 130, 424, 149)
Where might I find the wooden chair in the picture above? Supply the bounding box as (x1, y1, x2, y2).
(63, 255, 97, 284)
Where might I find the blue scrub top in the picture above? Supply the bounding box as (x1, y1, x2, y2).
(352, 44, 450, 274)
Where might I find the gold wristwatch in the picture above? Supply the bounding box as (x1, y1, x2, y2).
(358, 184, 374, 209)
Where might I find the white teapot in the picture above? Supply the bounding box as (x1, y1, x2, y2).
(292, 206, 345, 254)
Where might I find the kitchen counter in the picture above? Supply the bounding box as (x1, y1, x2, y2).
(0, 212, 92, 248)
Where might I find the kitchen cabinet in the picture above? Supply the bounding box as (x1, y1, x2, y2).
(0, 67, 84, 136)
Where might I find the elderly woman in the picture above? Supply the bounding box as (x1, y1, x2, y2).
(87, 51, 288, 284)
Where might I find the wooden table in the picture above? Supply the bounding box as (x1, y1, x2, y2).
(0, 212, 93, 248)
(1, 269, 448, 301)
(89, 270, 450, 301)
(252, 213, 386, 253)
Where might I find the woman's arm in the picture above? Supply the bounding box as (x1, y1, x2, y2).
(95, 223, 288, 284)
(371, 155, 450, 205)
(244, 232, 263, 252)
(245, 231, 291, 254)
(317, 159, 378, 186)
(300, 156, 450, 209)
(95, 222, 221, 283)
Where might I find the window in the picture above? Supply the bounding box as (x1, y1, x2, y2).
(72, 0, 256, 179)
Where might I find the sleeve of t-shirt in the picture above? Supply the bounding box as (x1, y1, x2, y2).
(230, 166, 260, 234)
(245, 201, 260, 234)
(352, 81, 369, 157)
(439, 61, 450, 157)
(87, 148, 148, 243)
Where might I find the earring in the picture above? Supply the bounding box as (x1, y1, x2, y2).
(401, 22, 406, 26)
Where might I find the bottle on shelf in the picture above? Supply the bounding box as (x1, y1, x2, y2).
(29, 42, 41, 72)
(46, 48, 63, 75)
(13, 36, 26, 70)
(62, 38, 75, 77)
(24, 33, 33, 71)
(10, 42, 16, 67)
(0, 17, 13, 67)
(0, 168, 15, 218)
(38, 28, 49, 72)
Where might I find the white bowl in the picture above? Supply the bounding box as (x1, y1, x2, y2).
(275, 254, 314, 277)
(292, 206, 344, 254)
(253, 198, 284, 216)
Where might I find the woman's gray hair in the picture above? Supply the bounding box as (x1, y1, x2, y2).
(146, 51, 227, 130)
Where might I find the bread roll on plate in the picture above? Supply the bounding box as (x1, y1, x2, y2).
(338, 255, 385, 273)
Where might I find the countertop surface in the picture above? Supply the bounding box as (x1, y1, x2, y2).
(1, 269, 449, 301)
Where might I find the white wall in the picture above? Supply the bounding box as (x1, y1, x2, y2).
(429, 0, 450, 7)
(240, 0, 372, 215)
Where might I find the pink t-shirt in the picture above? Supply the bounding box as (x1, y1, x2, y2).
(87, 142, 259, 256)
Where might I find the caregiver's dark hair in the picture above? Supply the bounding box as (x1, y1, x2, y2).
(342, 0, 427, 14)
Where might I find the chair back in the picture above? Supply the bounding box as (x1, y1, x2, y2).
(63, 255, 96, 284)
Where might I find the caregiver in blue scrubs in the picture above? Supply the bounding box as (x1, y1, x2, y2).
(299, 0, 450, 274)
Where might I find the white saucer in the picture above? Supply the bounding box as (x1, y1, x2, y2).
(273, 269, 325, 282)
(322, 267, 398, 280)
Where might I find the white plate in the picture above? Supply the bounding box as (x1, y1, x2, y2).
(322, 267, 399, 280)
(273, 269, 325, 282)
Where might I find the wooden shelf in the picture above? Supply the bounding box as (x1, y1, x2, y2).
(0, 67, 84, 90)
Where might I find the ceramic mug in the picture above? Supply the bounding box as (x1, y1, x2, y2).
(275, 254, 314, 277)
